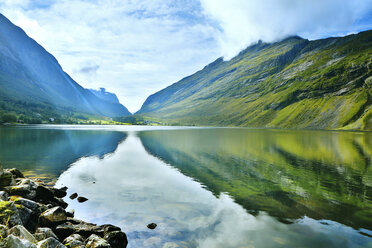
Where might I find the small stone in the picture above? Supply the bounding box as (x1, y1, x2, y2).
(8, 225, 37, 243)
(69, 193, 78, 200)
(39, 206, 67, 226)
(77, 197, 88, 203)
(86, 234, 110, 248)
(147, 223, 157, 229)
(37, 237, 66, 248)
(52, 188, 67, 198)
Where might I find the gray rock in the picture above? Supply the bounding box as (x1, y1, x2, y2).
(37, 237, 66, 248)
(63, 234, 85, 248)
(66, 209, 75, 218)
(0, 224, 8, 239)
(12, 198, 39, 211)
(1, 234, 37, 248)
(85, 234, 110, 248)
(0, 191, 9, 200)
(6, 184, 36, 200)
(147, 223, 157, 229)
(0, 201, 23, 227)
(34, 227, 58, 241)
(8, 225, 37, 244)
(0, 171, 15, 189)
(55, 222, 103, 240)
(39, 207, 67, 226)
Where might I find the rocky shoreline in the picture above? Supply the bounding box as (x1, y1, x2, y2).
(0, 165, 128, 248)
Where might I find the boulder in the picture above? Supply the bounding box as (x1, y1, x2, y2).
(0, 171, 15, 189)
(8, 225, 37, 244)
(0, 224, 8, 239)
(8, 168, 25, 179)
(55, 222, 103, 240)
(6, 184, 36, 200)
(10, 197, 38, 211)
(0, 191, 9, 200)
(39, 207, 67, 226)
(34, 227, 58, 241)
(36, 186, 55, 201)
(85, 234, 110, 248)
(63, 234, 85, 248)
(51, 188, 67, 198)
(1, 234, 37, 248)
(66, 209, 75, 218)
(37, 237, 66, 248)
(104, 231, 128, 248)
(0, 201, 23, 227)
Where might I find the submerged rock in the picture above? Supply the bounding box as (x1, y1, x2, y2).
(77, 196, 88, 203)
(147, 223, 157, 229)
(69, 193, 78, 200)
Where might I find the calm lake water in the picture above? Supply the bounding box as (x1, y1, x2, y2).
(0, 125, 371, 248)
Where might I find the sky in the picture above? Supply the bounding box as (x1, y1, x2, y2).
(1, 0, 372, 113)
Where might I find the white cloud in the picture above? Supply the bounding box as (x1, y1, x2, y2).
(201, 0, 372, 59)
(0, 0, 220, 112)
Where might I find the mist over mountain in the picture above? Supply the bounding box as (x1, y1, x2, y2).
(0, 14, 130, 121)
(137, 31, 372, 130)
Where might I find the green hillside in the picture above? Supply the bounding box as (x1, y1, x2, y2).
(137, 31, 372, 130)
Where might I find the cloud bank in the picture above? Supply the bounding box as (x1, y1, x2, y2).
(201, 0, 372, 59)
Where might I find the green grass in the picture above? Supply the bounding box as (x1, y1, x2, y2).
(137, 31, 372, 130)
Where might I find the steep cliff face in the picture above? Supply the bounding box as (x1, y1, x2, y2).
(138, 31, 372, 130)
(0, 14, 130, 118)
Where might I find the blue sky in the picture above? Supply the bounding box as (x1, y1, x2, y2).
(1, 0, 372, 112)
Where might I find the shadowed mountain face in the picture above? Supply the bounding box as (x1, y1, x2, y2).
(138, 31, 372, 130)
(139, 129, 372, 230)
(0, 126, 127, 183)
(0, 14, 130, 118)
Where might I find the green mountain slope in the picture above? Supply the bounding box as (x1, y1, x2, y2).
(137, 31, 372, 130)
(0, 14, 130, 123)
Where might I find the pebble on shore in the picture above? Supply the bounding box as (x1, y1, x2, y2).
(0, 165, 128, 248)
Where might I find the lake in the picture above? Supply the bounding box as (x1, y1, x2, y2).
(0, 125, 371, 248)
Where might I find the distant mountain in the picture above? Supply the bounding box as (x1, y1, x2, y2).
(0, 14, 130, 121)
(89, 88, 121, 105)
(137, 31, 372, 130)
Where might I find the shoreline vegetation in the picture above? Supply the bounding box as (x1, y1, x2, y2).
(0, 165, 128, 248)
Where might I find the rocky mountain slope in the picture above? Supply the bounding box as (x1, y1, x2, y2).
(137, 31, 372, 130)
(0, 14, 130, 121)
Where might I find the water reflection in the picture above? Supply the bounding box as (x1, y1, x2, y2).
(139, 129, 372, 231)
(56, 133, 372, 248)
(0, 126, 126, 183)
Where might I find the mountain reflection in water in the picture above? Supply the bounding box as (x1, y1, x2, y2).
(56, 130, 372, 248)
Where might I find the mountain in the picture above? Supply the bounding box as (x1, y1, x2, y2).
(137, 31, 372, 130)
(89, 88, 121, 105)
(0, 14, 130, 122)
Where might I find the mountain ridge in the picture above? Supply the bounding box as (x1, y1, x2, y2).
(137, 30, 372, 130)
(0, 14, 130, 122)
